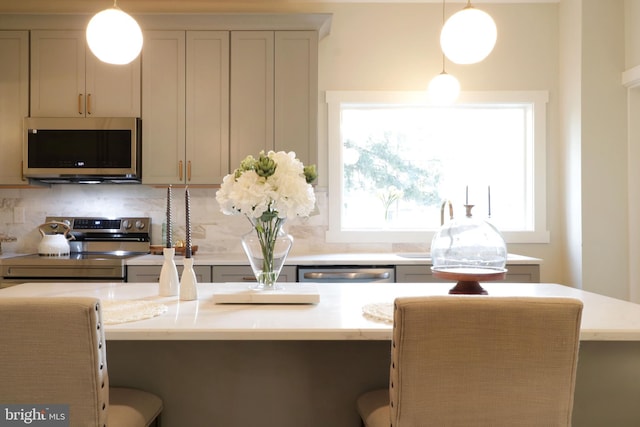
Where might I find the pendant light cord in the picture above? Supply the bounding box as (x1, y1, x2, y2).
(441, 0, 446, 73)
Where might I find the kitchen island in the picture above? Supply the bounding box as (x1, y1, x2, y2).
(1, 281, 639, 426)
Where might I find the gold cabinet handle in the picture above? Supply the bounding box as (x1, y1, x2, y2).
(187, 160, 192, 181)
(87, 93, 92, 115)
(179, 160, 183, 181)
(78, 94, 83, 115)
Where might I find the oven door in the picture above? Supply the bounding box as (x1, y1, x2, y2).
(1, 262, 126, 288)
(297, 266, 395, 283)
(1, 277, 124, 289)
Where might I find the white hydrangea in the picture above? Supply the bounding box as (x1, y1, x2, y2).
(215, 151, 316, 220)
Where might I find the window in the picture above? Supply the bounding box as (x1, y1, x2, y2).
(326, 91, 550, 244)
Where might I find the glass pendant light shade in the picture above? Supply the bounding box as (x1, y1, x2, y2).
(440, 5, 497, 65)
(428, 71, 460, 105)
(86, 7, 143, 65)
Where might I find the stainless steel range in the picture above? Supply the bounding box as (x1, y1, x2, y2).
(0, 216, 150, 288)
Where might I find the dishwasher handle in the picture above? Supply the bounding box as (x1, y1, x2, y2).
(303, 271, 390, 281)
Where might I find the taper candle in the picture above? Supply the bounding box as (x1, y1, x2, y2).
(185, 186, 192, 258)
(465, 185, 469, 205)
(165, 185, 172, 248)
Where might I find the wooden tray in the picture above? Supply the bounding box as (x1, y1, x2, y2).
(212, 283, 320, 304)
(149, 245, 199, 256)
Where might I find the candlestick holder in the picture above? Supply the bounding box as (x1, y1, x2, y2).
(180, 257, 198, 301)
(159, 247, 180, 296)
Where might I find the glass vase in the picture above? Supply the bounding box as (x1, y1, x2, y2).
(241, 215, 294, 290)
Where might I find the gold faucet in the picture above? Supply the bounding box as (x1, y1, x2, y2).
(440, 200, 453, 225)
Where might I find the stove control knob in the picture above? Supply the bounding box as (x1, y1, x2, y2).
(135, 220, 146, 230)
(123, 220, 132, 230)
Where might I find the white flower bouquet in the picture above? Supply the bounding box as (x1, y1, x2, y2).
(216, 150, 317, 220)
(216, 151, 317, 289)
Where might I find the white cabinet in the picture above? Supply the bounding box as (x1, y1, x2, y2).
(30, 30, 140, 118)
(127, 265, 212, 283)
(142, 31, 229, 184)
(274, 31, 318, 166)
(230, 31, 318, 167)
(0, 31, 29, 185)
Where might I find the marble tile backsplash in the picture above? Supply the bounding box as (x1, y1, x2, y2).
(0, 186, 426, 256)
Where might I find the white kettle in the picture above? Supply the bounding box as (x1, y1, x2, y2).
(38, 222, 75, 256)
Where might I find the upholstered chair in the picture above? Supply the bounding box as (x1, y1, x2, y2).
(357, 296, 583, 427)
(0, 297, 163, 427)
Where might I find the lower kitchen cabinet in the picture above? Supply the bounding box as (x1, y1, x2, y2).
(127, 265, 212, 283)
(212, 265, 297, 283)
(395, 264, 540, 283)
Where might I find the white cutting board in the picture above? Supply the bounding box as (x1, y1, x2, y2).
(212, 283, 320, 304)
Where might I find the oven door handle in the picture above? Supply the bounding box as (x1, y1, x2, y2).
(302, 271, 390, 280)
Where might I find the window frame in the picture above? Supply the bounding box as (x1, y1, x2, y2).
(325, 90, 550, 244)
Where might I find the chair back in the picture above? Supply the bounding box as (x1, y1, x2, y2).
(0, 297, 109, 426)
(390, 296, 583, 427)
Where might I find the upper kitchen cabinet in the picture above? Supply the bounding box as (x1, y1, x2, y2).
(142, 30, 229, 185)
(30, 30, 140, 118)
(230, 31, 318, 168)
(0, 31, 29, 185)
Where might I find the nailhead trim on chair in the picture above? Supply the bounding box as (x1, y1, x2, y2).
(96, 302, 108, 426)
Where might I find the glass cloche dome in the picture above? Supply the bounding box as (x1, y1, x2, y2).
(431, 205, 507, 294)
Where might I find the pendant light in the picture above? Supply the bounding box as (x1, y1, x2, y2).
(428, 55, 460, 105)
(86, 0, 143, 65)
(428, 0, 460, 105)
(440, 0, 497, 65)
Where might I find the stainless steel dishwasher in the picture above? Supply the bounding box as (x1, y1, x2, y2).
(298, 266, 395, 283)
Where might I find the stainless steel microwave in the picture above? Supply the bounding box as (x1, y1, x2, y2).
(23, 117, 142, 184)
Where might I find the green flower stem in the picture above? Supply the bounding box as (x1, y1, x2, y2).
(250, 213, 284, 285)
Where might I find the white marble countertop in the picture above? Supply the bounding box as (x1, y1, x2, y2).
(0, 281, 636, 341)
(125, 252, 542, 266)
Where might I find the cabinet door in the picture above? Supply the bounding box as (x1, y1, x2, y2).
(30, 30, 85, 117)
(85, 52, 141, 117)
(127, 265, 212, 283)
(275, 31, 318, 166)
(212, 265, 297, 283)
(395, 264, 541, 283)
(230, 31, 274, 167)
(0, 31, 29, 185)
(186, 31, 230, 184)
(142, 31, 186, 184)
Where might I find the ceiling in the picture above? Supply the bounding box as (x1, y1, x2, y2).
(0, 0, 557, 15)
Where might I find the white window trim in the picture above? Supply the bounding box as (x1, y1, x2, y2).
(325, 90, 551, 244)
